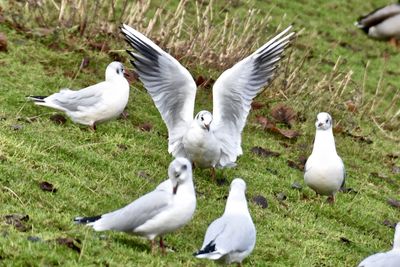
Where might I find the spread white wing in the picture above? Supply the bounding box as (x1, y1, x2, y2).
(212, 26, 294, 167)
(121, 24, 197, 156)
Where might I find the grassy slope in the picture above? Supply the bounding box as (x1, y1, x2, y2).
(0, 0, 400, 266)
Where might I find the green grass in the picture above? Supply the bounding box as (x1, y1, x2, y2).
(1, 0, 400, 266)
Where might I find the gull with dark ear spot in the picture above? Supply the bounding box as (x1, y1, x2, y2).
(358, 222, 400, 267)
(355, 3, 400, 43)
(27, 61, 130, 130)
(304, 112, 345, 203)
(74, 158, 196, 254)
(121, 24, 294, 180)
(194, 178, 256, 266)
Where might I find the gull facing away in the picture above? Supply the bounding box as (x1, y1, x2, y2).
(121, 24, 294, 177)
(27, 61, 130, 130)
(355, 3, 400, 42)
(74, 157, 196, 253)
(194, 178, 256, 266)
(304, 112, 345, 203)
(358, 223, 400, 267)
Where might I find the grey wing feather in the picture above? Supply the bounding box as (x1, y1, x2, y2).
(201, 217, 226, 248)
(357, 3, 400, 28)
(121, 24, 197, 156)
(358, 252, 400, 267)
(47, 83, 104, 111)
(341, 158, 346, 189)
(212, 26, 294, 167)
(90, 186, 170, 232)
(203, 215, 255, 255)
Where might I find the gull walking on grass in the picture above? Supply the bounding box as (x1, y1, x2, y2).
(304, 112, 345, 203)
(74, 158, 196, 254)
(28, 61, 130, 130)
(121, 24, 294, 179)
(194, 178, 256, 266)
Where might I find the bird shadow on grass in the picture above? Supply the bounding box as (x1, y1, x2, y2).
(113, 236, 150, 253)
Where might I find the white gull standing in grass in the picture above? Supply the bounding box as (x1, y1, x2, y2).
(358, 223, 400, 267)
(74, 157, 196, 253)
(120, 24, 294, 179)
(194, 178, 256, 266)
(27, 61, 129, 130)
(304, 112, 345, 203)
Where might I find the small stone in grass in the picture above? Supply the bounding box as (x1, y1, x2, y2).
(252, 195, 268, 209)
(291, 181, 303, 190)
(39, 181, 57, 193)
(276, 192, 287, 202)
(10, 124, 23, 131)
(251, 146, 280, 158)
(50, 114, 67, 125)
(27, 236, 41, 242)
(117, 144, 128, 151)
(387, 198, 400, 209)
(137, 171, 150, 180)
(55, 237, 81, 253)
(138, 123, 153, 132)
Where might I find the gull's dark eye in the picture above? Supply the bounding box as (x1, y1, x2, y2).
(325, 119, 329, 123)
(181, 164, 187, 171)
(201, 117, 204, 121)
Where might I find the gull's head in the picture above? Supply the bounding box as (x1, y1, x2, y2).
(230, 178, 247, 192)
(105, 61, 125, 81)
(315, 112, 333, 131)
(168, 157, 192, 194)
(226, 178, 247, 207)
(194, 110, 213, 131)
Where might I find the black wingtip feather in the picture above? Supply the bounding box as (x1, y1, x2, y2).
(193, 241, 216, 256)
(74, 215, 101, 224)
(27, 95, 47, 102)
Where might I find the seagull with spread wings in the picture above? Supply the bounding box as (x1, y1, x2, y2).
(121, 24, 294, 177)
